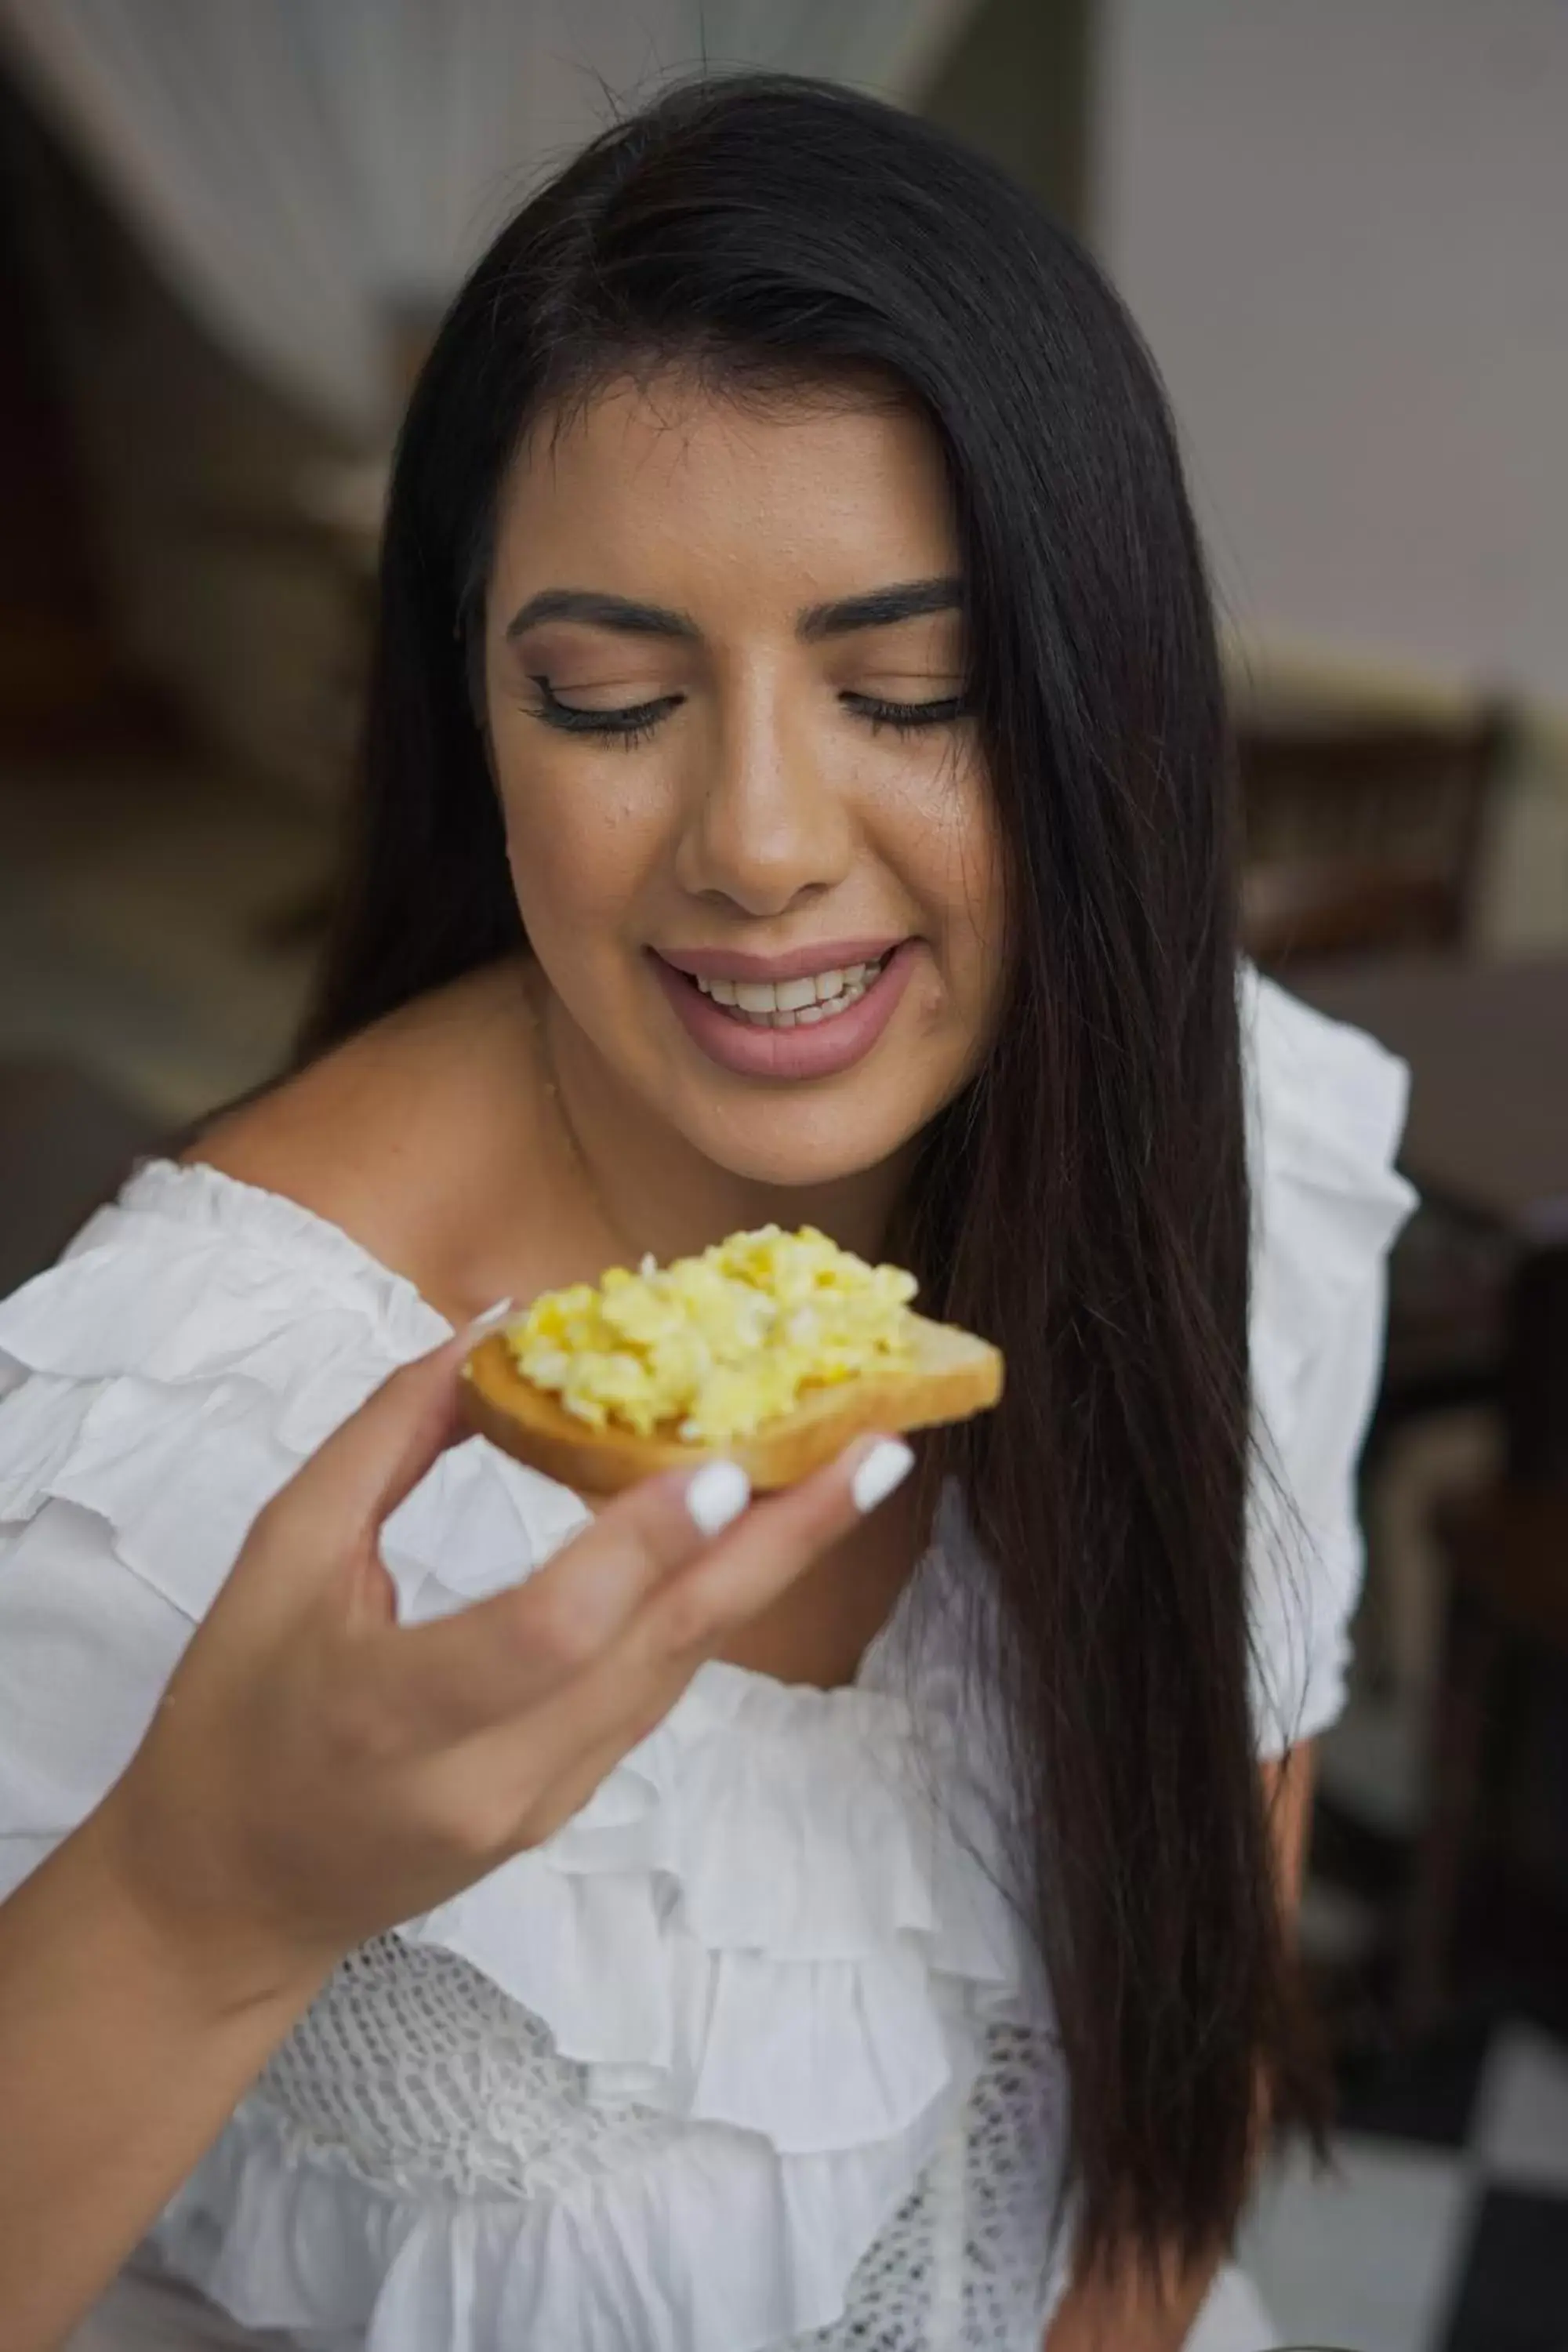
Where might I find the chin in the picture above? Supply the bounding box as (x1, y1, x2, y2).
(672, 1089, 927, 1200)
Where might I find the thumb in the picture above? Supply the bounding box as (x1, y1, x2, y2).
(263, 1299, 516, 1560)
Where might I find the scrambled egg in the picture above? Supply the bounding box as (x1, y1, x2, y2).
(506, 1225, 919, 1443)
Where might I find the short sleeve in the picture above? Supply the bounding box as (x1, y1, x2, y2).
(0, 1497, 191, 1906)
(1240, 967, 1419, 1760)
(0, 1164, 566, 1909)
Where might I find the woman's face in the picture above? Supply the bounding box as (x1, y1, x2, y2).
(481, 369, 1005, 1189)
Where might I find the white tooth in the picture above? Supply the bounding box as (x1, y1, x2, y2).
(815, 968, 846, 1000)
(709, 976, 739, 1006)
(775, 1008, 798, 1028)
(795, 1001, 826, 1025)
(774, 975, 817, 1012)
(735, 980, 778, 1013)
(842, 964, 867, 984)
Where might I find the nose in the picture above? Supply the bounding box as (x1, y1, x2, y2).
(671, 667, 855, 918)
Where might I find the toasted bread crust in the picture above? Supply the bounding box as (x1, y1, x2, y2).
(459, 1316, 1003, 1493)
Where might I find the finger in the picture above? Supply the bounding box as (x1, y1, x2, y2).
(394, 1433, 916, 1853)
(629, 1433, 916, 1669)
(261, 1301, 515, 1566)
(370, 1450, 758, 1741)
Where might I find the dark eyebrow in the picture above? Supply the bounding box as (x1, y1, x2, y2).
(505, 588, 699, 640)
(797, 577, 963, 641)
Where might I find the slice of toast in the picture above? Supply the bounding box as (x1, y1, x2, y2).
(460, 1313, 1003, 1494)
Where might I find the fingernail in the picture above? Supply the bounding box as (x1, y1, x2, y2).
(685, 1458, 751, 1537)
(459, 1296, 515, 1345)
(851, 1437, 915, 1514)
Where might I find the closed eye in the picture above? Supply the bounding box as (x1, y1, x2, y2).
(840, 691, 971, 735)
(527, 677, 684, 748)
(524, 678, 971, 749)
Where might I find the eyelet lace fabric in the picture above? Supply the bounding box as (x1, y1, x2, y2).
(246, 1933, 1071, 2352)
(785, 2024, 1072, 2350)
(255, 1937, 686, 2205)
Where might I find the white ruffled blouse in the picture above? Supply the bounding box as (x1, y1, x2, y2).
(0, 969, 1414, 2352)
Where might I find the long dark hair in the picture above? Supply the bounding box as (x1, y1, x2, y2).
(295, 73, 1327, 2287)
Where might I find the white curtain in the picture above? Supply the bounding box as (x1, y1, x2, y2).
(0, 0, 978, 441)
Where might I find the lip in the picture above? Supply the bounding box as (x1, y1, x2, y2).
(655, 937, 904, 985)
(649, 938, 917, 1082)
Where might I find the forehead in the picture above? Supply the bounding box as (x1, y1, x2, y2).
(488, 368, 957, 607)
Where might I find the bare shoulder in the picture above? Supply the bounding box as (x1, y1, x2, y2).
(183, 956, 546, 1318)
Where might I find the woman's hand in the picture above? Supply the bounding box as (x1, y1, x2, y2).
(0, 1314, 910, 2350)
(94, 1312, 911, 2008)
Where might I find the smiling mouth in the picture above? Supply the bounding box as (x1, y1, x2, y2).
(684, 954, 893, 1029)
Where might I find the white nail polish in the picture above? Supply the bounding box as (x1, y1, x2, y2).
(460, 1296, 515, 1345)
(685, 1458, 751, 1537)
(851, 1438, 915, 1514)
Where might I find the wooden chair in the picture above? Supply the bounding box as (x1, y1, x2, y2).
(1238, 699, 1524, 1496)
(1396, 1240, 1568, 2034)
(1236, 701, 1515, 969)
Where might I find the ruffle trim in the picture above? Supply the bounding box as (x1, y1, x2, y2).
(1239, 967, 1418, 1754)
(387, 1657, 1031, 2157)
(149, 2078, 967, 2352)
(0, 1160, 589, 1622)
(143, 1661, 1030, 2350)
(1240, 964, 1417, 1439)
(0, 1159, 1039, 2348)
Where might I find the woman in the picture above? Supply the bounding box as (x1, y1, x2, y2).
(0, 73, 1413, 2352)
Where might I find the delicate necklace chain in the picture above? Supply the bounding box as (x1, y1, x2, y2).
(525, 984, 649, 1272)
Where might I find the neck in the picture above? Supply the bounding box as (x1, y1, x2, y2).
(534, 968, 914, 1269)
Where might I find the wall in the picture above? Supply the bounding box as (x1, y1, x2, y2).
(1097, 0, 1568, 706)
(1095, 0, 1568, 941)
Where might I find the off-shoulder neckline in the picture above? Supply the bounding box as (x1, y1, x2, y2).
(107, 1155, 942, 1702)
(122, 975, 1406, 1335)
(123, 1153, 456, 1334)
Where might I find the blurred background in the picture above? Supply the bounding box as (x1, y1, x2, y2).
(1, 4, 1564, 2345)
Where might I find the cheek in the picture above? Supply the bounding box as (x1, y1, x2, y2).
(902, 750, 1006, 989)
(495, 746, 666, 937)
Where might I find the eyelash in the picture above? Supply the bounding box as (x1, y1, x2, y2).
(525, 681, 677, 748)
(527, 678, 970, 750)
(847, 691, 970, 738)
